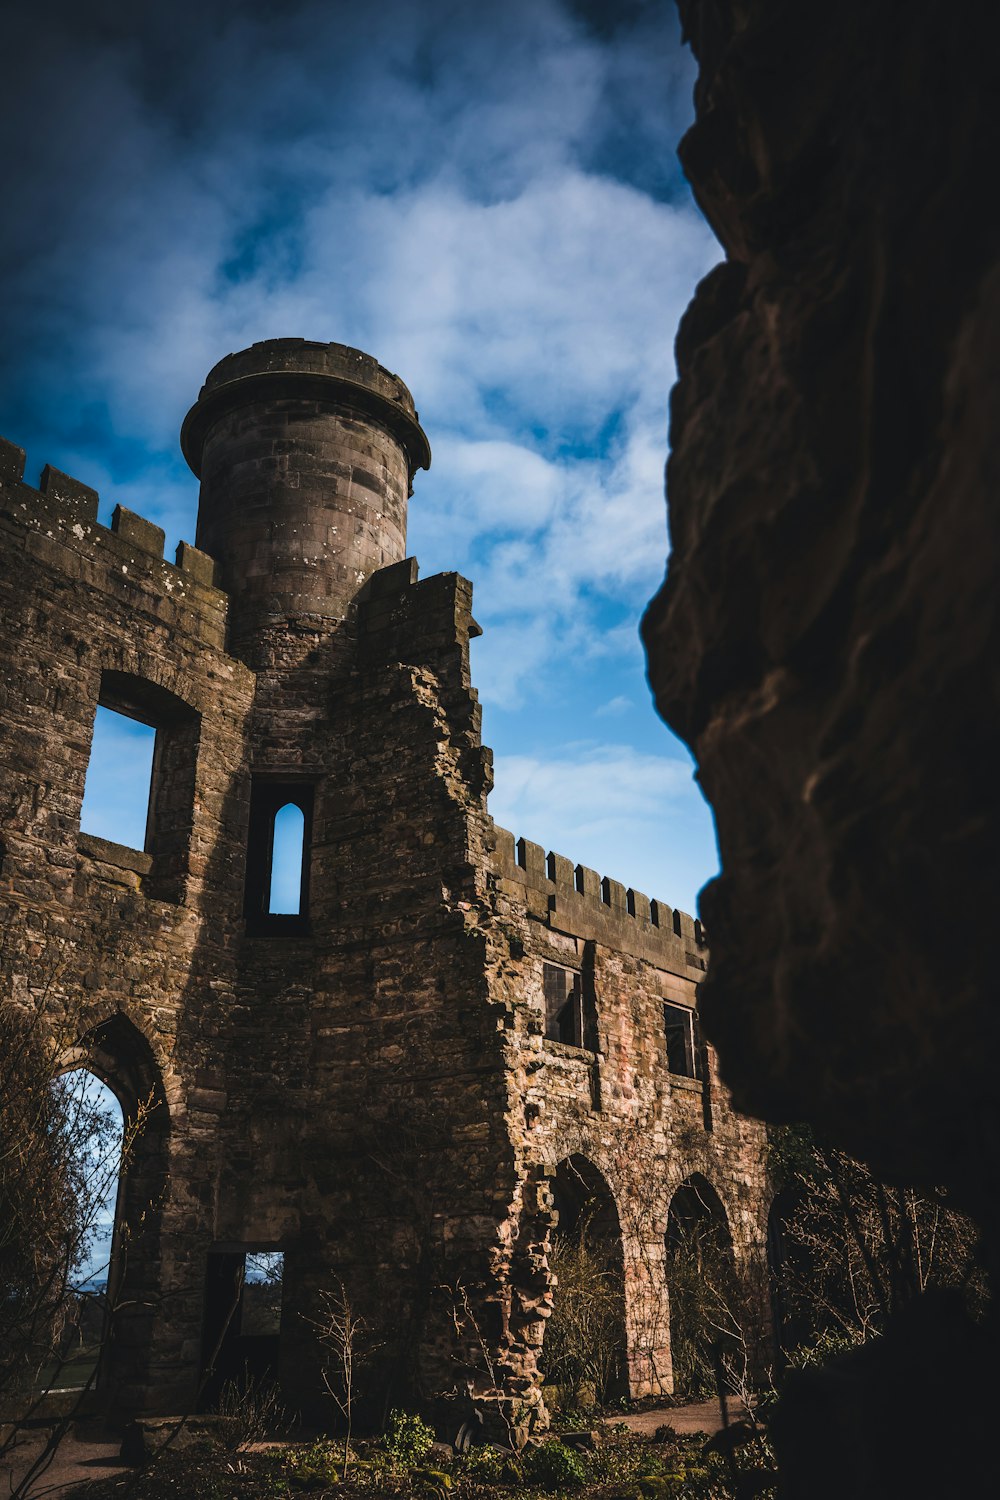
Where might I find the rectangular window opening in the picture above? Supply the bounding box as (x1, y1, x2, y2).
(81, 705, 158, 851)
(543, 963, 584, 1047)
(199, 1247, 284, 1410)
(242, 1250, 284, 1337)
(79, 673, 200, 903)
(663, 1000, 704, 1079)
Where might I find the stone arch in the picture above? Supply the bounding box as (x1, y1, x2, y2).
(542, 1153, 628, 1408)
(665, 1173, 739, 1398)
(56, 1011, 170, 1413)
(95, 647, 212, 719)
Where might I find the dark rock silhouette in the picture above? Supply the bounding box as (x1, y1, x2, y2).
(643, 4, 1000, 1492)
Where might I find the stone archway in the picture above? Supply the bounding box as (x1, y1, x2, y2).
(541, 1154, 628, 1410)
(58, 1012, 170, 1414)
(665, 1174, 738, 1399)
(42, 1067, 124, 1393)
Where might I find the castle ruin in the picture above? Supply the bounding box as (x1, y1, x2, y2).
(0, 339, 771, 1434)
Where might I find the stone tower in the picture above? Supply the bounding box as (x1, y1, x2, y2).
(181, 338, 430, 665)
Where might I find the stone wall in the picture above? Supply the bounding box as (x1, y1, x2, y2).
(489, 829, 771, 1400)
(0, 436, 254, 1412)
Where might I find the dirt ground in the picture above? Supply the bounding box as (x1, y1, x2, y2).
(1, 1400, 747, 1497)
(2, 1428, 127, 1498)
(614, 1396, 747, 1437)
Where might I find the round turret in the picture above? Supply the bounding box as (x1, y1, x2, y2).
(181, 338, 430, 660)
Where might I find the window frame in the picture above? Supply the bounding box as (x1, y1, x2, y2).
(80, 670, 200, 904)
(543, 962, 585, 1048)
(244, 778, 315, 935)
(663, 999, 705, 1081)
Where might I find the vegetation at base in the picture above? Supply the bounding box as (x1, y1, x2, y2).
(542, 1227, 625, 1408)
(58, 1419, 772, 1500)
(520, 1439, 587, 1489)
(381, 1409, 436, 1467)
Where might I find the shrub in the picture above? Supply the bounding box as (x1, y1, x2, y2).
(284, 1437, 341, 1486)
(412, 1467, 452, 1499)
(521, 1439, 587, 1491)
(381, 1408, 435, 1467)
(587, 1430, 668, 1488)
(216, 1372, 290, 1452)
(460, 1444, 509, 1482)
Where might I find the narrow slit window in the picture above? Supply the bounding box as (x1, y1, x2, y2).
(80, 706, 157, 850)
(245, 780, 314, 932)
(269, 804, 305, 914)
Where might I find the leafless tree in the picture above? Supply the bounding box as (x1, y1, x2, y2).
(0, 926, 156, 1497)
(308, 1278, 379, 1477)
(770, 1137, 986, 1355)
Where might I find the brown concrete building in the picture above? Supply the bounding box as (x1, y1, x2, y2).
(0, 339, 770, 1434)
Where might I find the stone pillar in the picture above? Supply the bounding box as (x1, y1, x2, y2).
(622, 1233, 673, 1398)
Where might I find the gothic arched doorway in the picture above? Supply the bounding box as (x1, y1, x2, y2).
(542, 1154, 628, 1408)
(665, 1174, 738, 1398)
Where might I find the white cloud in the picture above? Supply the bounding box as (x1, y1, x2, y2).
(492, 743, 692, 831)
(596, 695, 632, 717)
(1, 0, 721, 905)
(489, 743, 716, 912)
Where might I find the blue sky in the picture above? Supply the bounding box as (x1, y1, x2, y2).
(2, 0, 721, 915)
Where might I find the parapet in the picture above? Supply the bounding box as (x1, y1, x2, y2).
(180, 337, 431, 485)
(0, 437, 227, 650)
(492, 824, 708, 974)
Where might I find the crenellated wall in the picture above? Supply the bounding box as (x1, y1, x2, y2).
(491, 826, 707, 968)
(488, 822, 770, 1400)
(0, 436, 224, 646)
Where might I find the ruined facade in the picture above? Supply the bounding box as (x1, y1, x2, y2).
(0, 338, 770, 1432)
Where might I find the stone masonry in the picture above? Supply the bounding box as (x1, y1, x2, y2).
(0, 338, 770, 1435)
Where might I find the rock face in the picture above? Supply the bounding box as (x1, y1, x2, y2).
(0, 338, 770, 1433)
(643, 2, 1000, 1238)
(643, 8, 1000, 1491)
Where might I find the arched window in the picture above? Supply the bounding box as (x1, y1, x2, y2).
(269, 803, 305, 915)
(42, 1015, 170, 1409)
(244, 780, 314, 932)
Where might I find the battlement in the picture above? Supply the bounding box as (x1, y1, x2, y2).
(0, 436, 226, 648)
(491, 824, 707, 972)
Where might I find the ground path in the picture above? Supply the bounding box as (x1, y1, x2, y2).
(613, 1396, 747, 1437)
(2, 1399, 747, 1496)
